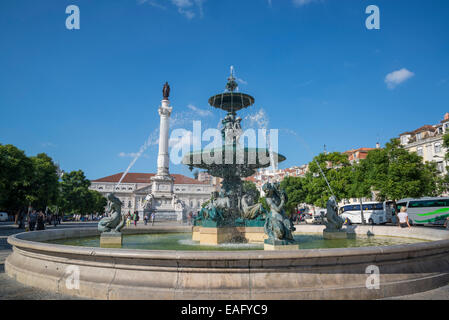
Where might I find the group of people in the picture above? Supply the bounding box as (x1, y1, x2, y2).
(125, 211, 156, 227)
(16, 208, 61, 231)
(143, 211, 156, 226)
(24, 210, 47, 231)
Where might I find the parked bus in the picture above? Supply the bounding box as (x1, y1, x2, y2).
(340, 202, 388, 225)
(396, 197, 449, 226)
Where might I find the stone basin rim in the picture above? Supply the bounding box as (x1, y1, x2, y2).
(7, 226, 449, 261)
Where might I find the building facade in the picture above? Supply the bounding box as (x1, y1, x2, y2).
(399, 113, 448, 175)
(90, 173, 214, 221)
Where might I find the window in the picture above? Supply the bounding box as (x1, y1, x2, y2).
(437, 162, 444, 173)
(416, 133, 422, 141)
(417, 147, 423, 156)
(435, 143, 442, 154)
(409, 199, 449, 208)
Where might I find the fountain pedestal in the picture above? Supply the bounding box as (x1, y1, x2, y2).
(264, 239, 299, 251)
(100, 233, 123, 248)
(193, 226, 267, 245)
(323, 230, 348, 240)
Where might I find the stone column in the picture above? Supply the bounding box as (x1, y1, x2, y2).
(156, 99, 172, 177)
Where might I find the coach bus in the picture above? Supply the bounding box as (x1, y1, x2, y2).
(396, 197, 449, 226)
(340, 202, 388, 225)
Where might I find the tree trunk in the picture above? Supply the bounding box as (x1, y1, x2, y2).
(359, 198, 366, 225)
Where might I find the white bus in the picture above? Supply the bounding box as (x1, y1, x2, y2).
(340, 202, 388, 225)
(396, 197, 449, 226)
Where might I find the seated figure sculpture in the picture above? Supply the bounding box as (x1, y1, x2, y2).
(98, 193, 126, 233)
(240, 193, 266, 220)
(198, 191, 227, 223)
(263, 182, 296, 244)
(322, 195, 345, 232)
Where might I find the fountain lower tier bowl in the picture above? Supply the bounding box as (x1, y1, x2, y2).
(182, 147, 286, 177)
(6, 225, 449, 299)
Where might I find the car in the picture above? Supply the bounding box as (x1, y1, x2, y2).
(0, 212, 9, 222)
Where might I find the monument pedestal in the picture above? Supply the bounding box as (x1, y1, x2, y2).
(323, 230, 348, 240)
(192, 226, 267, 245)
(100, 233, 123, 248)
(263, 239, 299, 251)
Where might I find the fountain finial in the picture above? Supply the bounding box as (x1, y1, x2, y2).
(226, 66, 238, 92)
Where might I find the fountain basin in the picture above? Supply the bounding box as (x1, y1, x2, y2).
(182, 147, 286, 178)
(5, 225, 449, 300)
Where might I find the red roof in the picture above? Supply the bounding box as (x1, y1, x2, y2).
(92, 173, 209, 185)
(400, 125, 435, 136)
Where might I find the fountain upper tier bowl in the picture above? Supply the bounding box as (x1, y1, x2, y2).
(182, 147, 286, 178)
(208, 92, 255, 113)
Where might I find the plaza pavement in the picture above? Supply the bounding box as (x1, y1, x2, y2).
(0, 221, 448, 300)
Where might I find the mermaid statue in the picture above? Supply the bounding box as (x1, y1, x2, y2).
(98, 193, 126, 233)
(263, 182, 296, 244)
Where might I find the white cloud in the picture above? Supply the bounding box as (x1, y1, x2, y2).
(385, 68, 415, 89)
(171, 0, 205, 19)
(42, 142, 56, 148)
(138, 0, 167, 9)
(187, 104, 212, 117)
(292, 0, 320, 7)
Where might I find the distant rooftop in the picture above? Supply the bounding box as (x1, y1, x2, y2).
(92, 173, 209, 185)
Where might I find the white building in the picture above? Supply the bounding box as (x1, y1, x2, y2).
(399, 113, 448, 175)
(89, 172, 213, 221)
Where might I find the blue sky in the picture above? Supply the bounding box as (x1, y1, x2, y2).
(0, 0, 448, 180)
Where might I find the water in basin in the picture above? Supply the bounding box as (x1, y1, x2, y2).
(47, 233, 426, 251)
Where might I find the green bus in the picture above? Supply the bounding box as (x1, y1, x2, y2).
(397, 197, 449, 226)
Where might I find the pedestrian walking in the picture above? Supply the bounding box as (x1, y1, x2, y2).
(126, 212, 131, 228)
(28, 210, 37, 231)
(36, 211, 45, 231)
(151, 211, 155, 226)
(444, 217, 449, 230)
(188, 211, 193, 225)
(18, 209, 26, 229)
(144, 213, 149, 226)
(133, 211, 138, 227)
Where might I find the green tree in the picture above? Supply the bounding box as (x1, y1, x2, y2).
(363, 139, 440, 207)
(60, 170, 92, 215)
(347, 161, 373, 224)
(280, 176, 306, 214)
(0, 144, 33, 217)
(258, 196, 269, 212)
(304, 152, 353, 207)
(89, 190, 107, 214)
(28, 153, 60, 210)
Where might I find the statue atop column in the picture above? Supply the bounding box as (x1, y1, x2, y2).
(162, 82, 170, 100)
